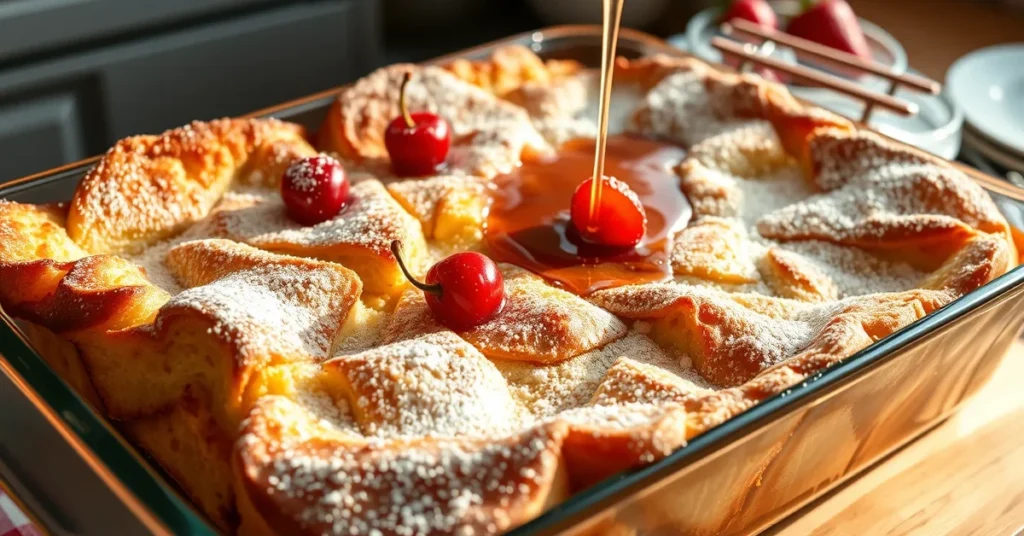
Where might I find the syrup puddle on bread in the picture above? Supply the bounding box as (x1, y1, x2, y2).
(585, 0, 626, 232)
(479, 0, 696, 295)
(485, 0, 694, 295)
(485, 135, 691, 295)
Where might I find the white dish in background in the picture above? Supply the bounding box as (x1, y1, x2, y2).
(963, 126, 1024, 174)
(947, 44, 1024, 156)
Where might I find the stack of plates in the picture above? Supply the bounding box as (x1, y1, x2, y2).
(947, 44, 1024, 174)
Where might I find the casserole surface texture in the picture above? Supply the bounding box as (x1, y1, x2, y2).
(0, 44, 1017, 535)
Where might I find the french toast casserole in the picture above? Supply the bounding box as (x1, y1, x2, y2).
(0, 45, 1017, 535)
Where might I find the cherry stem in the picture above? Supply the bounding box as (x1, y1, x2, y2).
(390, 240, 442, 295)
(799, 0, 815, 11)
(399, 72, 415, 129)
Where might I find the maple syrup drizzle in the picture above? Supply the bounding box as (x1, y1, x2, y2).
(483, 0, 693, 295)
(485, 136, 691, 295)
(587, 0, 627, 232)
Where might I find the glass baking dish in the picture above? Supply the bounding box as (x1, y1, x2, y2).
(1, 26, 1023, 536)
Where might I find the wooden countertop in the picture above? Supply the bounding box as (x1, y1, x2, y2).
(770, 340, 1024, 535)
(850, 0, 1024, 81)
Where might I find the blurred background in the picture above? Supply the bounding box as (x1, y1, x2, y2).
(0, 0, 1020, 182)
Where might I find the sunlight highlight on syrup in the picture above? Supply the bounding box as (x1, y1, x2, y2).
(484, 0, 692, 295)
(485, 136, 691, 295)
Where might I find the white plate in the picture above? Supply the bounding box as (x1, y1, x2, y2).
(963, 126, 1024, 174)
(946, 44, 1024, 156)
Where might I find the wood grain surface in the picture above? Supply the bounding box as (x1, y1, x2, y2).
(851, 0, 1024, 80)
(769, 340, 1024, 536)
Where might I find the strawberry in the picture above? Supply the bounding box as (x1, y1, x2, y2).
(787, 0, 871, 60)
(721, 0, 778, 29)
(720, 0, 783, 83)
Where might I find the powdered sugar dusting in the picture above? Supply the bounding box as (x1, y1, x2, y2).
(381, 267, 628, 364)
(337, 65, 550, 178)
(282, 156, 334, 193)
(240, 396, 565, 536)
(770, 240, 925, 298)
(588, 281, 851, 384)
(735, 169, 814, 227)
(213, 180, 417, 253)
(159, 264, 349, 366)
(676, 117, 988, 305)
(631, 70, 751, 147)
(124, 218, 219, 295)
(557, 401, 678, 432)
(758, 160, 1004, 243)
(13, 51, 1015, 536)
(495, 332, 707, 417)
(66, 118, 307, 254)
(326, 332, 521, 439)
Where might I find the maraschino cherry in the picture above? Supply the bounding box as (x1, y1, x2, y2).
(280, 155, 349, 225)
(569, 175, 647, 248)
(390, 240, 505, 330)
(384, 72, 451, 176)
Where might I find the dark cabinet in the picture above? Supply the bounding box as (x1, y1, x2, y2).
(0, 92, 91, 174)
(0, 0, 380, 182)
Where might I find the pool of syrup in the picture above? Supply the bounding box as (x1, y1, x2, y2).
(485, 135, 692, 294)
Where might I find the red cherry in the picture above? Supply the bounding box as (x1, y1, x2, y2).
(391, 241, 505, 331)
(721, 0, 784, 81)
(722, 0, 778, 29)
(384, 72, 451, 176)
(570, 175, 647, 248)
(788, 0, 871, 60)
(280, 155, 349, 225)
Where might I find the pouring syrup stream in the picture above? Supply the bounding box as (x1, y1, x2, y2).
(587, 0, 627, 233)
(483, 0, 693, 295)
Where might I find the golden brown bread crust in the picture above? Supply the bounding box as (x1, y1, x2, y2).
(234, 395, 570, 536)
(17, 322, 105, 410)
(380, 267, 628, 364)
(125, 396, 238, 531)
(386, 175, 490, 245)
(0, 201, 169, 333)
(444, 44, 583, 99)
(207, 180, 428, 295)
(672, 217, 758, 285)
(0, 209, 362, 532)
(0, 48, 1018, 535)
(0, 201, 85, 262)
(760, 247, 840, 302)
(67, 118, 312, 254)
(319, 63, 548, 178)
(80, 240, 360, 422)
